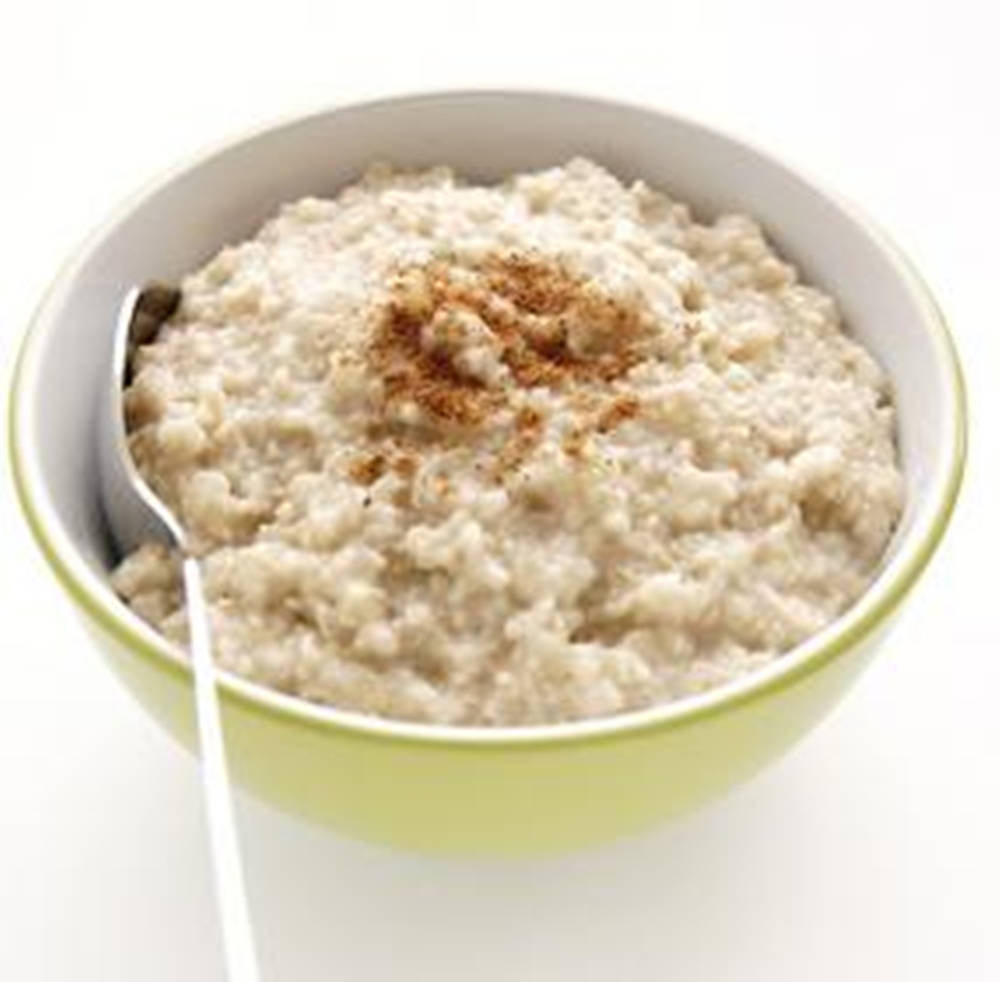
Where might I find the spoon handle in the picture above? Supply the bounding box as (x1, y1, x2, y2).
(183, 557, 261, 982)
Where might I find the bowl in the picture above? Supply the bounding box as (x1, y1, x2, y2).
(8, 90, 966, 855)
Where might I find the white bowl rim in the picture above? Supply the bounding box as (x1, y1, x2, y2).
(8, 87, 968, 748)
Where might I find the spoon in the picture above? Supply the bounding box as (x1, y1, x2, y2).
(99, 285, 261, 982)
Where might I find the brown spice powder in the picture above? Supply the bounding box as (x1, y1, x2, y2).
(349, 453, 388, 486)
(595, 395, 641, 433)
(368, 252, 646, 427)
(357, 251, 652, 485)
(349, 449, 420, 486)
(495, 406, 546, 476)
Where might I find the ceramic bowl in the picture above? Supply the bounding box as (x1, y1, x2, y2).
(9, 90, 966, 854)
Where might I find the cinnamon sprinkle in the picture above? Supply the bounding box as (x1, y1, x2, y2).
(349, 452, 388, 486)
(596, 395, 641, 434)
(368, 252, 647, 428)
(363, 252, 653, 481)
(349, 449, 419, 486)
(495, 405, 546, 476)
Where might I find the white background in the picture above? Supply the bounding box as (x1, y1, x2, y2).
(2, 1, 997, 979)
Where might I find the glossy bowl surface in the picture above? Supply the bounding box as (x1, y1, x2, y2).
(9, 91, 966, 854)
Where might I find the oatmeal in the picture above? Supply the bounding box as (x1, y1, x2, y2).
(111, 158, 904, 725)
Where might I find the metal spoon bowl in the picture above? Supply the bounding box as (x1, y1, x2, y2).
(99, 286, 260, 982)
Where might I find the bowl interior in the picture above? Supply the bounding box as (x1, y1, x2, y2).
(13, 91, 960, 714)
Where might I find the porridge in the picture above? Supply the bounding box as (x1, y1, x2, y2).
(111, 158, 904, 726)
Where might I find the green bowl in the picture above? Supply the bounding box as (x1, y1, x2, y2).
(8, 91, 966, 855)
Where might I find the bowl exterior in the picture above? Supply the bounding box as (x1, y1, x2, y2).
(9, 90, 965, 856)
(79, 610, 893, 854)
